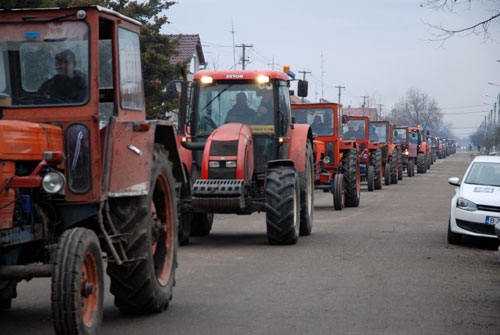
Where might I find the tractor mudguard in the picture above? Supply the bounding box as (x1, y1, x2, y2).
(289, 123, 312, 174)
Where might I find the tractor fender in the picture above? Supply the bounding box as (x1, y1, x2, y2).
(154, 122, 188, 186)
(289, 123, 313, 174)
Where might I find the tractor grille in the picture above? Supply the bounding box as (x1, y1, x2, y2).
(456, 219, 495, 236)
(210, 140, 238, 156)
(192, 179, 248, 210)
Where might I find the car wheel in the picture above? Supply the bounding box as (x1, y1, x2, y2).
(447, 217, 461, 244)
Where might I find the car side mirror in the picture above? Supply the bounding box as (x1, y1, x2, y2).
(448, 177, 460, 186)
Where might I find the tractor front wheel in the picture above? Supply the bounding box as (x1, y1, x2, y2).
(384, 163, 391, 186)
(299, 141, 314, 236)
(52, 228, 104, 335)
(333, 173, 344, 210)
(367, 165, 375, 192)
(342, 149, 360, 207)
(265, 166, 300, 245)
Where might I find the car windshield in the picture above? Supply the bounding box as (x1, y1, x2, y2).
(464, 162, 500, 187)
(0, 21, 89, 106)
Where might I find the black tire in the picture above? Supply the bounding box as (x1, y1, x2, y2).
(52, 228, 104, 335)
(342, 149, 360, 207)
(417, 153, 426, 173)
(299, 141, 314, 236)
(190, 213, 214, 236)
(333, 173, 344, 210)
(107, 144, 178, 314)
(265, 166, 300, 245)
(407, 159, 414, 177)
(384, 163, 391, 186)
(0, 280, 17, 310)
(178, 173, 192, 246)
(397, 150, 403, 181)
(447, 218, 462, 244)
(370, 149, 382, 190)
(390, 154, 398, 184)
(367, 165, 375, 192)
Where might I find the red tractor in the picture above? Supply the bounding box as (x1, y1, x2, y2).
(0, 6, 184, 334)
(408, 126, 431, 173)
(369, 121, 402, 185)
(291, 103, 360, 210)
(177, 69, 314, 245)
(344, 115, 385, 191)
(394, 126, 416, 177)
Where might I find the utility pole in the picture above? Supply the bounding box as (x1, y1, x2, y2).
(361, 96, 369, 117)
(377, 104, 384, 121)
(235, 43, 253, 70)
(298, 70, 311, 81)
(335, 85, 345, 105)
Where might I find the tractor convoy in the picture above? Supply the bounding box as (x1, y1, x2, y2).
(0, 5, 454, 335)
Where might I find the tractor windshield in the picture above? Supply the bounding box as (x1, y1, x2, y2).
(193, 81, 277, 135)
(409, 130, 420, 144)
(370, 123, 387, 143)
(0, 21, 89, 106)
(344, 119, 366, 140)
(393, 128, 407, 144)
(292, 107, 334, 136)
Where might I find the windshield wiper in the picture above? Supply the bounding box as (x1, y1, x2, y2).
(200, 84, 232, 112)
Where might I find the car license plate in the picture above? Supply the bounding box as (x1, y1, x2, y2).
(485, 216, 500, 225)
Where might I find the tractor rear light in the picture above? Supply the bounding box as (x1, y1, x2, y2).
(209, 161, 220, 168)
(42, 171, 66, 194)
(133, 122, 150, 132)
(44, 151, 65, 164)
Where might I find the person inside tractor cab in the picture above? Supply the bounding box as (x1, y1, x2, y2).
(311, 115, 328, 135)
(344, 124, 357, 139)
(38, 49, 88, 103)
(322, 112, 333, 135)
(256, 89, 274, 124)
(369, 125, 379, 142)
(225, 92, 257, 124)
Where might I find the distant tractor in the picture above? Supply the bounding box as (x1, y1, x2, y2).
(369, 121, 402, 185)
(291, 103, 360, 210)
(177, 68, 314, 245)
(394, 126, 416, 177)
(408, 126, 431, 173)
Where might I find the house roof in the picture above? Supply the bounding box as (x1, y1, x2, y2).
(167, 34, 206, 66)
(343, 107, 377, 120)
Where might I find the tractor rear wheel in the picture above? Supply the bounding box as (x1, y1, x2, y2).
(367, 165, 375, 192)
(384, 163, 391, 186)
(107, 144, 177, 314)
(0, 280, 17, 310)
(370, 149, 382, 190)
(342, 149, 360, 207)
(299, 142, 314, 236)
(190, 213, 214, 236)
(265, 166, 300, 245)
(333, 173, 344, 210)
(397, 150, 403, 180)
(390, 154, 398, 184)
(52, 228, 104, 335)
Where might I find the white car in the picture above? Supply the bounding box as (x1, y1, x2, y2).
(448, 155, 500, 244)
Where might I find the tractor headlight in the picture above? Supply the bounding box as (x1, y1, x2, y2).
(323, 156, 331, 164)
(226, 160, 237, 168)
(42, 171, 66, 194)
(209, 161, 220, 168)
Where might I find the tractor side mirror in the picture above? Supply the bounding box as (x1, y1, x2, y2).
(341, 115, 348, 125)
(166, 81, 177, 100)
(297, 80, 308, 98)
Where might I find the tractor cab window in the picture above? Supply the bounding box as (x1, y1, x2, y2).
(344, 119, 366, 140)
(193, 81, 277, 135)
(292, 108, 334, 136)
(0, 21, 89, 106)
(370, 123, 387, 143)
(409, 131, 419, 144)
(393, 128, 406, 143)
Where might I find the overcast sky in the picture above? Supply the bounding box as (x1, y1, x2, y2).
(163, 1, 500, 140)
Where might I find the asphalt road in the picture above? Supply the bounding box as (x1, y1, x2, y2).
(3, 151, 500, 335)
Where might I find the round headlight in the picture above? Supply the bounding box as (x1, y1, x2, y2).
(323, 156, 331, 164)
(42, 171, 66, 194)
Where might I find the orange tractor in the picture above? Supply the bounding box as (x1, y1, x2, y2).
(393, 126, 416, 177)
(369, 121, 402, 185)
(407, 126, 431, 173)
(177, 69, 314, 245)
(291, 103, 360, 210)
(0, 6, 185, 334)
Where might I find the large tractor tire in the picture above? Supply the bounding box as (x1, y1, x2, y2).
(107, 144, 177, 314)
(190, 213, 214, 236)
(265, 166, 300, 245)
(333, 173, 344, 210)
(390, 154, 398, 184)
(367, 165, 375, 192)
(0, 280, 17, 310)
(407, 159, 415, 177)
(52, 228, 104, 335)
(299, 141, 314, 236)
(370, 149, 383, 190)
(342, 149, 360, 207)
(397, 150, 403, 181)
(384, 163, 391, 186)
(417, 153, 426, 173)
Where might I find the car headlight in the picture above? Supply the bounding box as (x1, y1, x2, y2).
(456, 197, 478, 211)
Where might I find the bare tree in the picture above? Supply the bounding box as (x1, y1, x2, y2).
(421, 0, 500, 40)
(390, 88, 445, 134)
